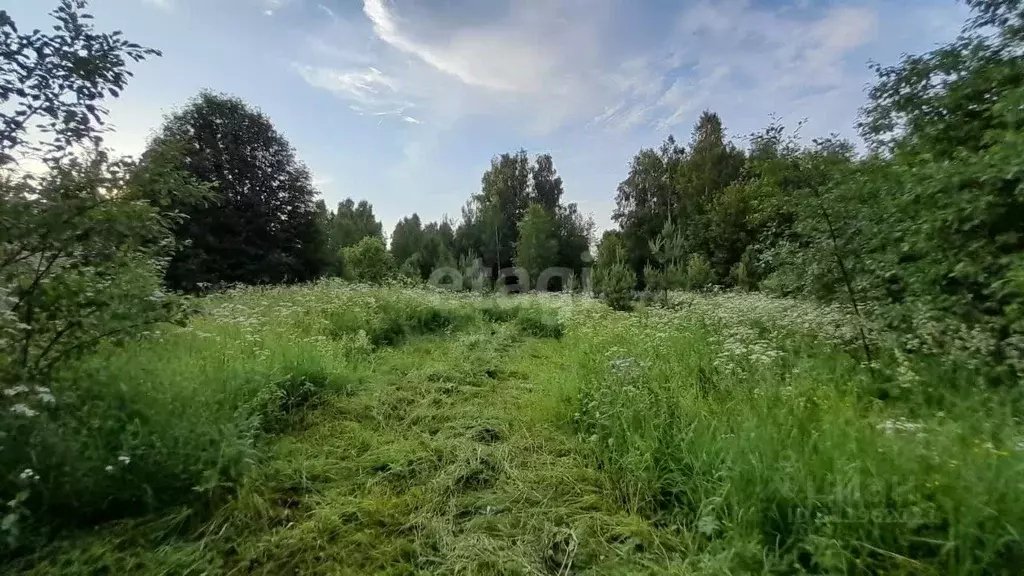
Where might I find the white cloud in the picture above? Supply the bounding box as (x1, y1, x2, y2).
(297, 0, 956, 139)
(596, 0, 881, 136)
(141, 0, 173, 11)
(402, 116, 422, 124)
(294, 64, 415, 120)
(318, 4, 337, 20)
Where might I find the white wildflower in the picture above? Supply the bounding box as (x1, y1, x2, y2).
(877, 418, 924, 435)
(2, 385, 28, 397)
(9, 404, 38, 417)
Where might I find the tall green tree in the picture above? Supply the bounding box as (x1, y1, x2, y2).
(390, 214, 424, 271)
(531, 154, 563, 212)
(477, 150, 532, 277)
(142, 91, 326, 291)
(515, 204, 559, 289)
(613, 136, 685, 283)
(329, 199, 382, 251)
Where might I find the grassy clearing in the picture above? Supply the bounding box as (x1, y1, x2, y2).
(6, 282, 1024, 574)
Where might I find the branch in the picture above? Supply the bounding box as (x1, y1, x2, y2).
(811, 186, 874, 364)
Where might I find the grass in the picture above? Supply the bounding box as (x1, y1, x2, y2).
(4, 281, 1024, 574)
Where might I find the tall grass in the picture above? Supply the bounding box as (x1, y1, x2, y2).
(567, 298, 1024, 574)
(5, 282, 1023, 574)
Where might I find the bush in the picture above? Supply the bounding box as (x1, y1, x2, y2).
(731, 248, 758, 291)
(603, 259, 637, 311)
(342, 237, 395, 284)
(684, 254, 714, 292)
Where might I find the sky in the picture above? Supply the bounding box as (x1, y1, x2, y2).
(6, 0, 969, 234)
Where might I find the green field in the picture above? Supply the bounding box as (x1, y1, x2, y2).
(8, 282, 1023, 575)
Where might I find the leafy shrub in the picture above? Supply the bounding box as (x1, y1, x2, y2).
(684, 254, 715, 292)
(0, 1, 214, 550)
(603, 259, 637, 311)
(342, 237, 394, 284)
(731, 248, 758, 291)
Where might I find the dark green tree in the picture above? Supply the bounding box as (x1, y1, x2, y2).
(390, 213, 424, 271)
(142, 92, 326, 291)
(329, 199, 382, 252)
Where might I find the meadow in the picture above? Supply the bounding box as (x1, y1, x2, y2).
(5, 281, 1023, 575)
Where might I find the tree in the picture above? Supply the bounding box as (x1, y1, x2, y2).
(613, 138, 684, 282)
(673, 111, 746, 269)
(323, 198, 382, 276)
(390, 214, 424, 271)
(554, 202, 594, 281)
(592, 231, 629, 296)
(477, 150, 531, 278)
(515, 204, 559, 289)
(531, 154, 563, 212)
(1, 0, 207, 545)
(343, 236, 394, 284)
(141, 91, 326, 291)
(329, 199, 382, 254)
(603, 256, 636, 312)
(0, 0, 198, 389)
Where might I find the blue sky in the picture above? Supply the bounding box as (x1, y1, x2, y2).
(8, 0, 967, 233)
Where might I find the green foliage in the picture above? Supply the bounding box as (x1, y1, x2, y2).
(643, 264, 666, 297)
(515, 204, 558, 288)
(391, 215, 457, 281)
(0, 0, 210, 551)
(455, 152, 593, 289)
(602, 259, 636, 312)
(342, 236, 394, 284)
(731, 247, 758, 291)
(323, 198, 383, 275)
(748, 1, 1024, 378)
(476, 300, 564, 338)
(456, 252, 489, 292)
(614, 113, 745, 282)
(513, 309, 564, 339)
(571, 292, 1024, 574)
(592, 230, 628, 296)
(399, 253, 422, 281)
(11, 287, 1024, 574)
(141, 91, 326, 291)
(0, 1, 161, 167)
(684, 253, 714, 291)
(390, 214, 425, 273)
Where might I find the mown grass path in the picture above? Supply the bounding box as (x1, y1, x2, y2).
(23, 321, 687, 575)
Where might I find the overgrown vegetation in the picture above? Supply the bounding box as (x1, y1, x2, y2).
(4, 0, 1024, 573)
(3, 285, 1021, 574)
